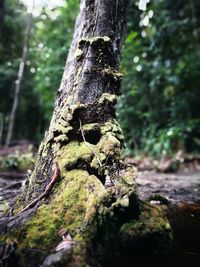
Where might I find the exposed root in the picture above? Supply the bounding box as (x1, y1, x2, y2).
(17, 162, 60, 214)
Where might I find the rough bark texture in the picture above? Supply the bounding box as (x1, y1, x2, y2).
(0, 1, 172, 266)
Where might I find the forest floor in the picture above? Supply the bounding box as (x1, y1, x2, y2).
(137, 171, 200, 203)
(126, 153, 200, 203)
(0, 144, 199, 266)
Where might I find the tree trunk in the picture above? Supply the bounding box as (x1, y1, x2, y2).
(5, 11, 32, 147)
(0, 113, 3, 145)
(0, 0, 172, 266)
(0, 0, 4, 24)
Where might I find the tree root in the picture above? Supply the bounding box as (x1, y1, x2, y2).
(17, 162, 60, 214)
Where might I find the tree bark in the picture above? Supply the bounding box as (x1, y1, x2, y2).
(0, 1, 172, 266)
(5, 11, 32, 147)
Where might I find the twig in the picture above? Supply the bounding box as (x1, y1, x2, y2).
(79, 119, 102, 167)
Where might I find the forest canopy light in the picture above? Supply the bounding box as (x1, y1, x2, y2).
(20, 0, 65, 15)
(138, 0, 150, 11)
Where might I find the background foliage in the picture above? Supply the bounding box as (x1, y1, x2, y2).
(0, 0, 199, 157)
(119, 0, 200, 156)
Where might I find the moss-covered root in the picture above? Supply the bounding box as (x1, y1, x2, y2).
(0, 166, 137, 266)
(0, 170, 173, 266)
(18, 170, 107, 249)
(0, 170, 109, 266)
(119, 203, 173, 255)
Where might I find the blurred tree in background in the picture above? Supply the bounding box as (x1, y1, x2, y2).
(0, 0, 41, 142)
(0, 0, 79, 143)
(32, 0, 79, 122)
(0, 0, 200, 157)
(119, 0, 200, 156)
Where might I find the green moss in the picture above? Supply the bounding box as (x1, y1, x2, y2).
(82, 123, 99, 132)
(99, 121, 124, 159)
(58, 118, 69, 127)
(91, 36, 111, 43)
(60, 109, 73, 122)
(57, 141, 94, 169)
(90, 153, 106, 169)
(98, 93, 117, 105)
(75, 47, 83, 59)
(54, 134, 69, 143)
(165, 222, 171, 230)
(100, 119, 123, 135)
(2, 200, 10, 215)
(102, 68, 123, 80)
(55, 124, 72, 134)
(99, 133, 121, 157)
(19, 170, 107, 249)
(112, 195, 130, 209)
(121, 166, 137, 186)
(79, 36, 111, 45)
(100, 120, 124, 143)
(119, 204, 173, 253)
(55, 120, 125, 176)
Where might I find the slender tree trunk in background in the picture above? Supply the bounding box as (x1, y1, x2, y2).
(5, 12, 32, 147)
(0, 113, 3, 146)
(0, 0, 5, 59)
(0, 0, 172, 266)
(0, 0, 4, 23)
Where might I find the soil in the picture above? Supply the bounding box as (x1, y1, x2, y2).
(136, 171, 200, 203)
(0, 172, 25, 215)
